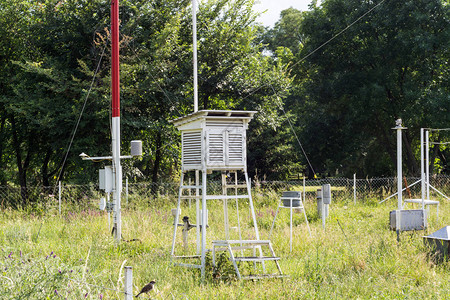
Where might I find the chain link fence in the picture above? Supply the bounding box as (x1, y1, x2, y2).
(1, 175, 449, 209)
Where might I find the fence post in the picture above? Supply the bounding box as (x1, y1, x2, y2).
(59, 181, 62, 215)
(126, 178, 129, 206)
(303, 176, 306, 202)
(353, 174, 356, 205)
(124, 266, 133, 300)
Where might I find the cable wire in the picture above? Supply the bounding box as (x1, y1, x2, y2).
(285, 0, 387, 74)
(242, 0, 387, 101)
(270, 86, 317, 177)
(53, 44, 107, 193)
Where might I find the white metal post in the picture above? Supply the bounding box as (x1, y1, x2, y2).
(234, 171, 244, 255)
(222, 173, 229, 239)
(426, 130, 430, 201)
(290, 198, 293, 252)
(58, 181, 61, 215)
(107, 192, 111, 231)
(188, 177, 192, 209)
(171, 172, 184, 256)
(192, 0, 198, 112)
(126, 177, 128, 206)
(421, 128, 425, 208)
(353, 173, 356, 205)
(245, 171, 260, 240)
(124, 266, 133, 300)
(394, 119, 405, 240)
(112, 117, 122, 243)
(303, 176, 306, 203)
(196, 170, 200, 254)
(201, 170, 207, 280)
(397, 126, 402, 209)
(322, 199, 326, 230)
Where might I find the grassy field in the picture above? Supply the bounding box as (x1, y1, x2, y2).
(1, 192, 449, 299)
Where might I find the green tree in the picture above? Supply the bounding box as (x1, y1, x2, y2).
(262, 7, 306, 55)
(291, 0, 449, 176)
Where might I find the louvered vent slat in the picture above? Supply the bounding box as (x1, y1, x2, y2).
(182, 132, 202, 165)
(208, 133, 224, 162)
(228, 133, 243, 162)
(206, 120, 243, 128)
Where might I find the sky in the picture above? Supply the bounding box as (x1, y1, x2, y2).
(253, 0, 315, 27)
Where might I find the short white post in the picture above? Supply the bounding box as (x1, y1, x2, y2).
(353, 173, 356, 205)
(195, 171, 201, 254)
(188, 177, 192, 209)
(124, 266, 133, 300)
(222, 173, 229, 239)
(303, 176, 306, 203)
(290, 198, 293, 252)
(322, 199, 326, 230)
(58, 181, 62, 215)
(107, 193, 111, 231)
(426, 130, 430, 201)
(126, 178, 129, 206)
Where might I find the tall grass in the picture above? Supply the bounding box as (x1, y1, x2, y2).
(1, 193, 449, 299)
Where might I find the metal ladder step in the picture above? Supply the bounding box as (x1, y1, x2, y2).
(212, 239, 284, 280)
(223, 184, 248, 189)
(242, 274, 288, 280)
(180, 185, 202, 189)
(234, 256, 280, 262)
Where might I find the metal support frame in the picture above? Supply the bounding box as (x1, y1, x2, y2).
(212, 240, 284, 280)
(395, 120, 405, 240)
(269, 194, 311, 252)
(171, 168, 262, 280)
(380, 127, 449, 215)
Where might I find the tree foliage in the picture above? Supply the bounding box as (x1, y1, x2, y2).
(0, 0, 448, 203)
(0, 0, 292, 198)
(265, 0, 449, 177)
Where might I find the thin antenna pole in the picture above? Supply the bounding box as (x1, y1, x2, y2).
(420, 128, 425, 209)
(426, 130, 430, 200)
(397, 125, 403, 210)
(394, 119, 405, 242)
(192, 0, 198, 112)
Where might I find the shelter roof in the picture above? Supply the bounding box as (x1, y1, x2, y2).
(170, 110, 257, 128)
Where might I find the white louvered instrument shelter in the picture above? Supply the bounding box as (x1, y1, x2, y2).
(171, 110, 256, 171)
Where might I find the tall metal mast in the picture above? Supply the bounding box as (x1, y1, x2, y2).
(111, 0, 122, 243)
(193, 0, 198, 112)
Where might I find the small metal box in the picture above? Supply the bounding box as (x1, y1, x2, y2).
(99, 166, 113, 193)
(130, 140, 143, 156)
(282, 191, 301, 207)
(322, 184, 332, 204)
(389, 209, 427, 231)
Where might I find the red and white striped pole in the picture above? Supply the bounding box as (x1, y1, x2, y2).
(111, 0, 122, 243)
